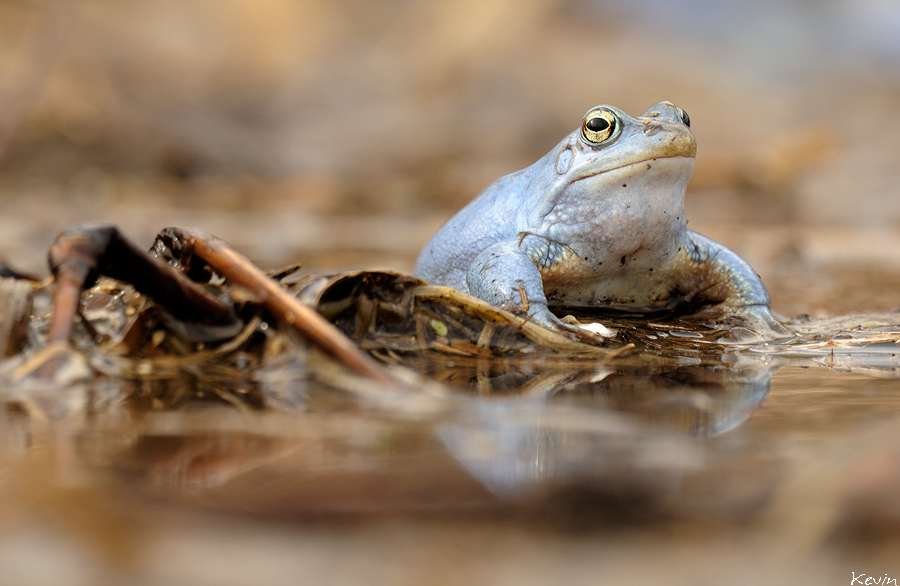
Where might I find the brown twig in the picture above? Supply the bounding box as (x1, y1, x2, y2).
(154, 227, 393, 386)
(46, 223, 237, 345)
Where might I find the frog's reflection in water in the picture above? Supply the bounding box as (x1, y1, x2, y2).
(436, 356, 776, 499)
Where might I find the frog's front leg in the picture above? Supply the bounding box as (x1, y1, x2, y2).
(683, 231, 790, 336)
(466, 237, 571, 332)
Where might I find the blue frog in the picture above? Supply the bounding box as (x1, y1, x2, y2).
(416, 102, 779, 336)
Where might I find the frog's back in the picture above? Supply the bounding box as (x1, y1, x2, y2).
(415, 169, 532, 291)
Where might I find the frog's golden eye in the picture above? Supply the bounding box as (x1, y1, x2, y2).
(581, 109, 617, 144)
(676, 107, 690, 127)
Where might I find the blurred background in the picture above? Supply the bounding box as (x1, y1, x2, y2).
(1, 1, 899, 318)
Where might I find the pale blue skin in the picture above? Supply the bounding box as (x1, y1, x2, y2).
(415, 102, 777, 335)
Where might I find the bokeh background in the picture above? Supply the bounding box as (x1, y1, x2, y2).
(1, 1, 899, 319)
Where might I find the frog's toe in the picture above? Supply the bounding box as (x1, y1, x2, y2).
(717, 304, 795, 343)
(559, 314, 616, 337)
(525, 306, 616, 343)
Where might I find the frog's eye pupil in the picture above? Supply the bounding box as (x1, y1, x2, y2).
(679, 109, 690, 127)
(586, 117, 609, 132)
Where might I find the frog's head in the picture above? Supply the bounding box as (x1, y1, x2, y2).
(543, 102, 696, 242)
(554, 101, 695, 183)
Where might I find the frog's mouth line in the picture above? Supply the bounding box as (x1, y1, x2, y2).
(571, 154, 694, 184)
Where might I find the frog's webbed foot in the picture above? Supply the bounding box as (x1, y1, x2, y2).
(690, 302, 794, 343)
(523, 305, 616, 344)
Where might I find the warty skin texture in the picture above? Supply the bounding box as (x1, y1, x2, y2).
(415, 102, 778, 335)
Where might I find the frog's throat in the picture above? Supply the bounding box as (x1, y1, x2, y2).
(532, 154, 694, 219)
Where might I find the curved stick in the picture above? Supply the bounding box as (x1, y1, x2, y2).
(47, 223, 237, 345)
(154, 227, 393, 385)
